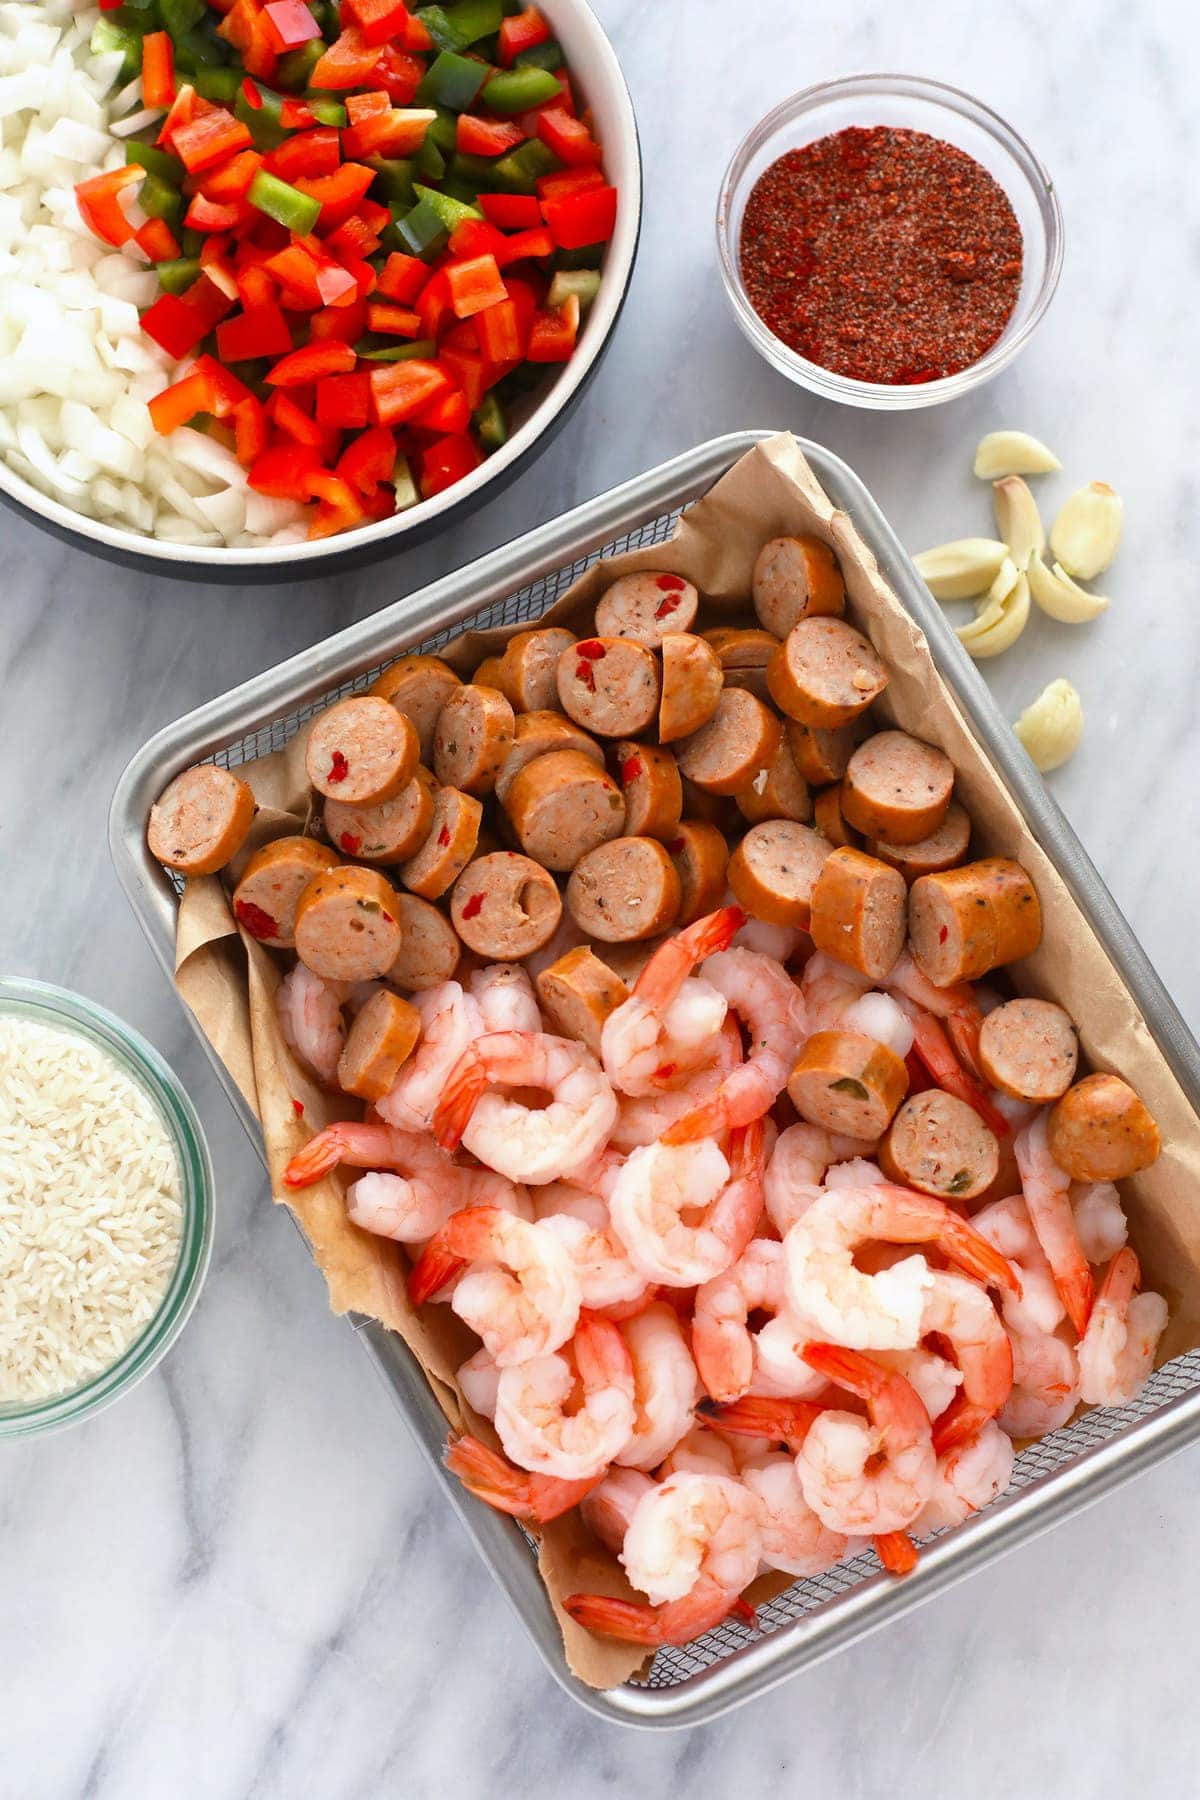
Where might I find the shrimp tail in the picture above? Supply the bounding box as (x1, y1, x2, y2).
(704, 1393, 826, 1453)
(801, 1342, 932, 1439)
(875, 1531, 919, 1576)
(282, 1125, 349, 1189)
(431, 1046, 486, 1151)
(407, 1239, 466, 1305)
(563, 1578, 749, 1647)
(661, 1093, 729, 1146)
(909, 1013, 1011, 1139)
(940, 1214, 1024, 1300)
(632, 905, 746, 1011)
(445, 1435, 599, 1523)
(931, 1395, 996, 1455)
(947, 1011, 983, 1079)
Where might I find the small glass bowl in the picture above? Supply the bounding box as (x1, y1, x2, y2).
(715, 72, 1064, 410)
(0, 978, 213, 1440)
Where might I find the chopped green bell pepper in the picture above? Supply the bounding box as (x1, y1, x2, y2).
(473, 393, 507, 449)
(412, 182, 482, 230)
(368, 157, 417, 206)
(394, 196, 449, 258)
(415, 49, 489, 110)
(481, 65, 560, 114)
(125, 137, 184, 184)
(514, 39, 564, 72)
(556, 243, 604, 270)
(90, 18, 143, 83)
(276, 40, 324, 89)
(491, 138, 559, 192)
(155, 255, 202, 295)
(393, 454, 419, 511)
(193, 65, 241, 102)
(415, 134, 446, 181)
(355, 337, 438, 361)
(138, 171, 183, 224)
(234, 85, 289, 150)
(248, 169, 322, 235)
(302, 94, 347, 126)
(548, 268, 601, 311)
(161, 0, 205, 36)
(416, 0, 503, 53)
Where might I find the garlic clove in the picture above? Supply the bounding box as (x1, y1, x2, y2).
(1013, 678, 1084, 771)
(1028, 552, 1110, 624)
(987, 554, 1019, 604)
(992, 476, 1046, 569)
(956, 572, 1031, 659)
(913, 537, 1010, 601)
(973, 430, 1062, 479)
(1049, 482, 1123, 580)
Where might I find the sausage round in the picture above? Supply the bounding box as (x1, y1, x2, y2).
(400, 785, 483, 900)
(701, 626, 780, 700)
(594, 572, 699, 647)
(232, 836, 340, 947)
(451, 851, 563, 959)
(767, 618, 889, 728)
(786, 719, 857, 786)
(978, 998, 1079, 1104)
(471, 655, 509, 695)
(386, 892, 461, 990)
(812, 783, 862, 850)
(566, 837, 682, 942)
(809, 846, 908, 981)
(369, 655, 461, 764)
(593, 939, 664, 984)
(293, 865, 403, 982)
(535, 946, 629, 1057)
(306, 696, 418, 806)
(494, 710, 604, 806)
(841, 731, 955, 846)
(676, 688, 782, 796)
(909, 858, 1042, 986)
(504, 748, 625, 873)
(616, 741, 683, 841)
(880, 1090, 1000, 1200)
(867, 802, 970, 882)
(556, 636, 661, 738)
(735, 735, 812, 826)
(752, 535, 846, 638)
(324, 768, 436, 865)
(1047, 1074, 1162, 1181)
(727, 820, 830, 930)
(787, 1029, 908, 1139)
(498, 627, 577, 712)
(667, 820, 730, 926)
(148, 764, 256, 876)
(659, 632, 724, 744)
(337, 989, 420, 1101)
(432, 683, 515, 795)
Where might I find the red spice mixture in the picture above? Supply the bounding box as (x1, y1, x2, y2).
(738, 126, 1023, 384)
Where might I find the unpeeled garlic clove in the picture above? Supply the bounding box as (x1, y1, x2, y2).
(973, 430, 1062, 479)
(956, 571, 1031, 659)
(1028, 552, 1109, 624)
(913, 537, 1010, 601)
(992, 477, 1045, 569)
(1013, 678, 1084, 771)
(1049, 481, 1123, 580)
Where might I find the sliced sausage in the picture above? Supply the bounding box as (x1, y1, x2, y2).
(337, 989, 420, 1101)
(616, 742, 683, 841)
(680, 777, 742, 836)
(566, 837, 682, 942)
(867, 802, 970, 882)
(1047, 1075, 1161, 1181)
(556, 636, 661, 738)
(752, 535, 845, 638)
(593, 938, 664, 984)
(787, 1029, 908, 1138)
(306, 696, 418, 806)
(472, 655, 510, 695)
(880, 1090, 1000, 1200)
(498, 627, 577, 712)
(841, 731, 955, 846)
(369, 655, 461, 764)
(294, 865, 403, 982)
(676, 688, 782, 796)
(494, 710, 604, 806)
(978, 998, 1079, 1104)
(232, 836, 340, 947)
(812, 783, 862, 850)
(667, 820, 730, 926)
(659, 632, 723, 744)
(809, 846, 907, 981)
(735, 736, 812, 826)
(909, 858, 1042, 986)
(451, 851, 563, 959)
(324, 767, 436, 865)
(535, 946, 628, 1056)
(504, 748, 625, 873)
(432, 683, 515, 796)
(727, 820, 830, 930)
(786, 719, 857, 786)
(595, 572, 699, 647)
(767, 618, 889, 728)
(701, 626, 779, 700)
(400, 786, 483, 900)
(148, 764, 256, 876)
(386, 892, 461, 990)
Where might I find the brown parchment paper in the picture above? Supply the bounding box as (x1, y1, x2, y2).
(168, 432, 1200, 1689)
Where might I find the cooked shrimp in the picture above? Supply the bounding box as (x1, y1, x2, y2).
(444, 1433, 601, 1522)
(1071, 1181, 1128, 1266)
(763, 1122, 877, 1235)
(892, 993, 1011, 1138)
(800, 953, 914, 1059)
(662, 947, 808, 1144)
(920, 1269, 1013, 1452)
(580, 1468, 655, 1554)
(794, 1343, 936, 1537)
(457, 1346, 500, 1421)
(1015, 1111, 1093, 1335)
(784, 1184, 1020, 1352)
(914, 1421, 1015, 1532)
(692, 1239, 826, 1403)
(611, 1017, 743, 1150)
(407, 1207, 580, 1366)
(276, 962, 346, 1087)
(1077, 1248, 1167, 1407)
(886, 951, 986, 1075)
(432, 1030, 618, 1186)
(600, 906, 741, 1097)
(534, 1184, 648, 1311)
(741, 1453, 851, 1577)
(875, 1347, 962, 1423)
(376, 980, 482, 1131)
(970, 1193, 1066, 1337)
(494, 1312, 636, 1480)
(999, 1325, 1079, 1437)
(469, 962, 543, 1034)
(657, 1425, 740, 1478)
(609, 1120, 766, 1288)
(732, 907, 802, 962)
(614, 1301, 699, 1471)
(283, 1119, 528, 1240)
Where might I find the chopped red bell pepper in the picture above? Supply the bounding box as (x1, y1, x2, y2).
(266, 340, 356, 387)
(194, 353, 254, 417)
(477, 193, 543, 230)
(368, 358, 452, 426)
(536, 106, 601, 167)
(315, 371, 370, 428)
(473, 297, 524, 364)
(542, 184, 617, 249)
(366, 301, 421, 336)
(419, 432, 482, 497)
(325, 211, 383, 261)
(141, 292, 213, 359)
(183, 270, 238, 329)
(262, 0, 321, 53)
(305, 470, 367, 539)
(134, 216, 181, 262)
(416, 384, 470, 435)
(448, 218, 509, 262)
(199, 148, 263, 203)
(417, 266, 453, 338)
(437, 343, 489, 410)
(445, 253, 507, 320)
(345, 90, 389, 122)
(233, 395, 268, 466)
(371, 42, 425, 103)
(264, 129, 341, 182)
(536, 166, 605, 203)
(294, 162, 376, 230)
(497, 6, 549, 67)
(266, 389, 329, 450)
(527, 291, 579, 361)
(236, 261, 277, 308)
(172, 106, 253, 174)
(344, 106, 436, 160)
(309, 296, 369, 342)
(311, 26, 380, 89)
(278, 96, 319, 129)
(157, 83, 206, 150)
(198, 253, 239, 301)
(185, 193, 244, 233)
(377, 251, 428, 304)
(141, 31, 176, 109)
(498, 225, 553, 264)
(149, 369, 215, 435)
(248, 442, 324, 496)
(336, 424, 396, 496)
(74, 166, 142, 247)
(456, 114, 526, 157)
(219, 0, 279, 79)
(217, 300, 293, 361)
(342, 0, 411, 46)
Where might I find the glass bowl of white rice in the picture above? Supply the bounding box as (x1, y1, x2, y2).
(0, 977, 212, 1438)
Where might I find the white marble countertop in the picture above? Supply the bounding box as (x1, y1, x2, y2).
(4, 0, 1200, 1793)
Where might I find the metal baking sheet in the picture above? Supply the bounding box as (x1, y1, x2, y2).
(110, 431, 1200, 1726)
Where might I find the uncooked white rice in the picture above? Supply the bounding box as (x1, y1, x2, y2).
(0, 1013, 183, 1404)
